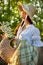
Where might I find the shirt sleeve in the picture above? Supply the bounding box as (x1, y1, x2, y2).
(31, 28, 43, 47)
(32, 28, 41, 41)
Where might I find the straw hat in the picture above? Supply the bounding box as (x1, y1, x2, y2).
(17, 2, 36, 19)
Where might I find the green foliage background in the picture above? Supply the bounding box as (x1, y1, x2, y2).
(0, 0, 43, 40)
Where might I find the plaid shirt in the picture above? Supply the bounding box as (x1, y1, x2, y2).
(8, 40, 38, 65)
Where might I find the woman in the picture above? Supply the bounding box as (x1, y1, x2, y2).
(14, 2, 43, 65)
(7, 2, 38, 65)
(16, 2, 43, 47)
(0, 2, 43, 65)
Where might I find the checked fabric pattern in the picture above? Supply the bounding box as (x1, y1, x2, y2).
(9, 40, 38, 65)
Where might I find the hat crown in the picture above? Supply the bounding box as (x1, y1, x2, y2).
(23, 4, 36, 18)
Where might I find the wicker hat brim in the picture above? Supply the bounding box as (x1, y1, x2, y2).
(17, 2, 24, 11)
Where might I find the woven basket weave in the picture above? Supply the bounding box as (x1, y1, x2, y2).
(0, 37, 16, 63)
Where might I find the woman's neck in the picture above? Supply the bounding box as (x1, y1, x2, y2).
(25, 22, 30, 27)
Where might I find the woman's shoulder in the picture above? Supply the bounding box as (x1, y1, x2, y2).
(31, 25, 40, 36)
(27, 25, 40, 35)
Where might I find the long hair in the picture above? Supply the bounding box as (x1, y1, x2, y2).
(26, 15, 33, 24)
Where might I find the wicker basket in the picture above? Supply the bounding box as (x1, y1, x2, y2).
(0, 37, 16, 63)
